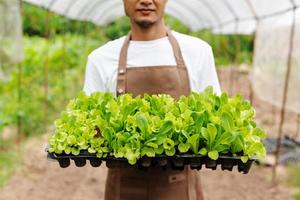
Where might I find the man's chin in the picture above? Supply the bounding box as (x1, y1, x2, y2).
(136, 20, 155, 28)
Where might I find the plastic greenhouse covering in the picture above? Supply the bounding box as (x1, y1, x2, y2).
(23, 0, 300, 34)
(252, 7, 300, 114)
(0, 0, 23, 64)
(21, 0, 300, 113)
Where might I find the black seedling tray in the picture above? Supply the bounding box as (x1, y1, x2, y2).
(46, 147, 255, 174)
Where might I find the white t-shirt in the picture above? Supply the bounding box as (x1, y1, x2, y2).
(83, 30, 221, 96)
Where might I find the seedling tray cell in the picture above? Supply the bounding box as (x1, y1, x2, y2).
(46, 148, 255, 174)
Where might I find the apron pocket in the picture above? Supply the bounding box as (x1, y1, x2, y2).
(120, 177, 148, 200)
(149, 171, 189, 200)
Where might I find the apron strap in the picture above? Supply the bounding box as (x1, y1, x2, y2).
(117, 34, 130, 96)
(166, 29, 186, 68)
(116, 28, 187, 96)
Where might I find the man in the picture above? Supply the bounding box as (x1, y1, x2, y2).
(83, 0, 221, 199)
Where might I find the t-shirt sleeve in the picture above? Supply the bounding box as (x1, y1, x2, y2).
(197, 46, 222, 95)
(83, 56, 106, 95)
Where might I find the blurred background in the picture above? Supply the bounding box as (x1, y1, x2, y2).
(0, 0, 300, 199)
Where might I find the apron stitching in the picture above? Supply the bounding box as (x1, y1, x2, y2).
(147, 171, 150, 200)
(186, 167, 190, 200)
(116, 168, 120, 200)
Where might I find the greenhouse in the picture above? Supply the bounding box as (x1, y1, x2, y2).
(1, 0, 300, 199)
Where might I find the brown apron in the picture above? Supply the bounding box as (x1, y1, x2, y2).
(104, 30, 204, 200)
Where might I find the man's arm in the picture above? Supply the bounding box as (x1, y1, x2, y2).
(83, 57, 106, 95)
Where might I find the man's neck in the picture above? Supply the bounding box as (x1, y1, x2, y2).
(130, 21, 168, 41)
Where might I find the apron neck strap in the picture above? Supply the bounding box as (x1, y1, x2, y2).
(118, 29, 186, 70)
(166, 29, 186, 67)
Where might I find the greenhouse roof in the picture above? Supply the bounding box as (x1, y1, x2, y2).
(24, 0, 300, 34)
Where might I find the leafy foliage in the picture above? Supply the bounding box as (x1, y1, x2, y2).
(49, 87, 266, 164)
(22, 3, 254, 65)
(286, 164, 300, 200)
(22, 3, 97, 37)
(0, 35, 102, 135)
(104, 17, 131, 40)
(0, 139, 21, 188)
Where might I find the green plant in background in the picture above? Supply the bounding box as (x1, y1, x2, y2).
(49, 87, 266, 165)
(164, 15, 190, 34)
(165, 15, 254, 65)
(22, 2, 254, 65)
(190, 31, 254, 65)
(286, 164, 300, 200)
(1, 5, 95, 186)
(104, 17, 131, 40)
(22, 3, 97, 37)
(1, 3, 109, 138)
(0, 139, 21, 188)
(0, 34, 103, 136)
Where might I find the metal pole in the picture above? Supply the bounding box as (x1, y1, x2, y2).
(228, 40, 236, 95)
(62, 18, 67, 100)
(272, 105, 277, 125)
(248, 30, 255, 106)
(44, 9, 50, 131)
(272, 4, 297, 181)
(249, 31, 256, 104)
(296, 114, 300, 139)
(17, 63, 22, 145)
(17, 0, 23, 146)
